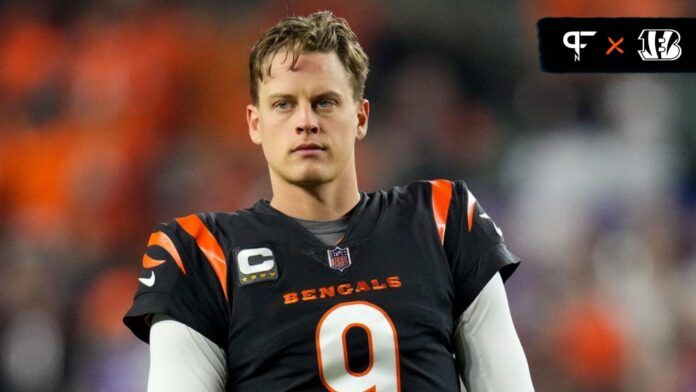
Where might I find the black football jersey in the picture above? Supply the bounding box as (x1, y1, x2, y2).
(124, 179, 520, 391)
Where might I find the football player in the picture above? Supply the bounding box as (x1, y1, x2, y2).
(124, 10, 534, 391)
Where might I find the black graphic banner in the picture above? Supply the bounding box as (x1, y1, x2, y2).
(538, 18, 696, 72)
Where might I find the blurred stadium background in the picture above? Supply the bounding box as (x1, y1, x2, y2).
(0, 1, 695, 391)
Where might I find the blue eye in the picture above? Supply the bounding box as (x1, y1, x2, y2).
(316, 99, 337, 109)
(273, 100, 292, 111)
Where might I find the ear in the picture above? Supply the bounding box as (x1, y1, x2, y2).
(356, 98, 369, 140)
(247, 104, 262, 145)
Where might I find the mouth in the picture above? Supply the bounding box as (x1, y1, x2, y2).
(292, 143, 327, 154)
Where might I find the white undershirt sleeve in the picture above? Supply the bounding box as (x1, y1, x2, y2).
(148, 314, 227, 392)
(454, 272, 534, 392)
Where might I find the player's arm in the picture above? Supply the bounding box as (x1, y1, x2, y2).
(429, 180, 533, 390)
(453, 272, 534, 391)
(123, 215, 231, 389)
(149, 314, 226, 392)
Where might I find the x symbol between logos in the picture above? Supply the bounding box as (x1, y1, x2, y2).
(606, 37, 624, 55)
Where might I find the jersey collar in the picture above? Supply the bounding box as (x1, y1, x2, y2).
(250, 190, 383, 252)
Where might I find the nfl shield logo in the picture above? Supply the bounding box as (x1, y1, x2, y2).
(327, 246, 352, 272)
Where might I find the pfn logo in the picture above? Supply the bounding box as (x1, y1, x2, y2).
(638, 29, 682, 61)
(563, 31, 597, 61)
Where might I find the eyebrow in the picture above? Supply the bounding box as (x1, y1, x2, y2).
(267, 93, 294, 101)
(313, 91, 343, 101)
(267, 90, 343, 101)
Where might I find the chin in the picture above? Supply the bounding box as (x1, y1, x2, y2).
(292, 173, 332, 186)
(271, 160, 340, 187)
(288, 167, 334, 186)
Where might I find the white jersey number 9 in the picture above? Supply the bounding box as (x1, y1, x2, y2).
(316, 301, 401, 392)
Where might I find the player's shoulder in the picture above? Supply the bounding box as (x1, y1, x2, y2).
(148, 208, 254, 250)
(157, 207, 256, 231)
(380, 178, 471, 205)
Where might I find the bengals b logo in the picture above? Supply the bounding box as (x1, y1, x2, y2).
(638, 29, 682, 61)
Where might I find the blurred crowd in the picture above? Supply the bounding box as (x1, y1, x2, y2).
(0, 1, 694, 391)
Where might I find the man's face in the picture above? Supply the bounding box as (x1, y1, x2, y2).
(247, 51, 369, 188)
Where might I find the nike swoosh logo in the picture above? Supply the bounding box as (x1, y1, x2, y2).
(139, 271, 156, 287)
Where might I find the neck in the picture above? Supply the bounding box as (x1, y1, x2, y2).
(269, 170, 360, 221)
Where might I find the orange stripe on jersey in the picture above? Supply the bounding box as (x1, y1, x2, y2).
(466, 188, 477, 232)
(429, 179, 452, 244)
(176, 214, 228, 299)
(142, 254, 165, 269)
(143, 231, 186, 274)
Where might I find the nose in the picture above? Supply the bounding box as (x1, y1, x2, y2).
(295, 103, 319, 134)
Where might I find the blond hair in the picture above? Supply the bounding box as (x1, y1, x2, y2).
(249, 11, 369, 104)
